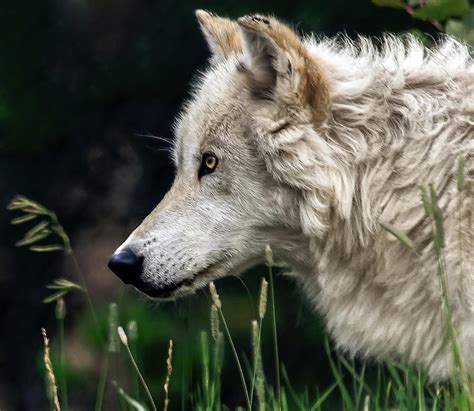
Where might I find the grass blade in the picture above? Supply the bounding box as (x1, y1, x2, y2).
(11, 214, 37, 224)
(380, 221, 415, 249)
(456, 156, 465, 192)
(114, 383, 148, 411)
(30, 245, 65, 253)
(310, 381, 338, 411)
(43, 290, 68, 304)
(324, 338, 354, 410)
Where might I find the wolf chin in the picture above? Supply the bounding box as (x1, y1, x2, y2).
(108, 11, 474, 380)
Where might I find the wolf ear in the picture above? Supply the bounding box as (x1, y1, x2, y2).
(237, 15, 329, 125)
(196, 10, 242, 61)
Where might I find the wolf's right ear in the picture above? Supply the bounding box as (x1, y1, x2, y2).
(196, 10, 242, 61)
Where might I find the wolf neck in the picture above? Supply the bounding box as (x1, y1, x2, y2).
(301, 36, 469, 252)
(278, 37, 472, 378)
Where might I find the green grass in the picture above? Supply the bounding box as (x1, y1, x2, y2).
(6, 158, 473, 410)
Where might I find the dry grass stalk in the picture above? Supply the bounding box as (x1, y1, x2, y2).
(380, 221, 415, 249)
(163, 339, 173, 411)
(208, 282, 251, 409)
(42, 328, 61, 411)
(259, 278, 268, 320)
(118, 326, 157, 411)
(251, 320, 265, 411)
(108, 303, 120, 353)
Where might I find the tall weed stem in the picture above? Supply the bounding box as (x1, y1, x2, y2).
(209, 282, 251, 410)
(117, 327, 157, 411)
(266, 247, 281, 409)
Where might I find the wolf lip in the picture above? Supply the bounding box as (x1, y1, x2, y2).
(139, 262, 218, 299)
(132, 257, 224, 300)
(138, 276, 194, 298)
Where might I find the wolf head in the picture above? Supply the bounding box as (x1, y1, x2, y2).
(108, 11, 333, 299)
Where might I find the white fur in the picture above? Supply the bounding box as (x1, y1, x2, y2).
(116, 17, 473, 380)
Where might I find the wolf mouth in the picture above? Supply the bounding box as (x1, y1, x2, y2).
(138, 262, 219, 299)
(140, 276, 195, 298)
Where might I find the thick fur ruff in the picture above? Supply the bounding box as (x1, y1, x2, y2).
(116, 13, 473, 380)
(285, 35, 474, 379)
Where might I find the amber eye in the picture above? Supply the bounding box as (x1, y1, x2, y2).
(205, 154, 217, 170)
(199, 153, 218, 178)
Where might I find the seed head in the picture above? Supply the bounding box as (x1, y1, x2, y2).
(42, 328, 61, 411)
(252, 320, 259, 343)
(163, 339, 173, 411)
(209, 282, 221, 309)
(127, 320, 138, 342)
(210, 304, 220, 341)
(265, 245, 274, 266)
(117, 326, 128, 346)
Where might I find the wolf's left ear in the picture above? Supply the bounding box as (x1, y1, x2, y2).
(237, 15, 329, 125)
(196, 10, 242, 61)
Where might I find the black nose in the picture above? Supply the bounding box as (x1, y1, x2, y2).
(108, 248, 143, 284)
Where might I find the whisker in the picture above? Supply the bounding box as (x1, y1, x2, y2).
(136, 133, 174, 144)
(145, 145, 174, 154)
(229, 274, 255, 313)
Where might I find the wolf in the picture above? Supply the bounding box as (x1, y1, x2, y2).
(108, 10, 474, 379)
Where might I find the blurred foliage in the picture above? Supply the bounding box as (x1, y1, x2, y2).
(373, 0, 470, 18)
(447, 7, 474, 46)
(0, 0, 439, 153)
(412, 0, 469, 20)
(373, 0, 474, 46)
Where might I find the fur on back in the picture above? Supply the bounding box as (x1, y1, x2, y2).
(277, 34, 474, 378)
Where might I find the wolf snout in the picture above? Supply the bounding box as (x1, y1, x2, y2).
(108, 247, 143, 284)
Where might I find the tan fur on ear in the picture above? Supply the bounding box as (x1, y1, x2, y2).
(238, 15, 330, 125)
(196, 10, 242, 59)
